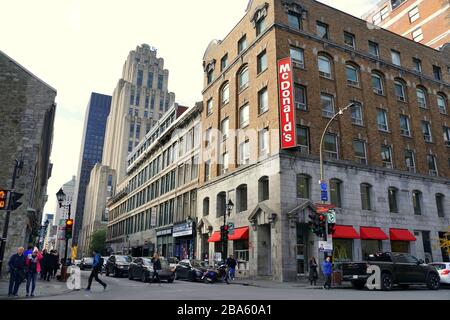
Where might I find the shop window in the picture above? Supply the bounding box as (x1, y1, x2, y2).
(361, 240, 381, 260)
(333, 239, 353, 263)
(236, 184, 248, 213)
(258, 176, 269, 202)
(391, 241, 409, 253)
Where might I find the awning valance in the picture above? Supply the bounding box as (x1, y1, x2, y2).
(208, 231, 221, 243)
(228, 227, 249, 241)
(390, 229, 417, 241)
(333, 225, 360, 239)
(360, 227, 389, 240)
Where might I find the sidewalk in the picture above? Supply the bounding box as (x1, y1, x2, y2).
(230, 277, 352, 289)
(0, 276, 73, 300)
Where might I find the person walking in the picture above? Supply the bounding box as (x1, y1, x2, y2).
(322, 256, 333, 290)
(309, 257, 318, 286)
(85, 250, 107, 291)
(40, 249, 51, 281)
(225, 255, 237, 281)
(7, 247, 26, 297)
(150, 253, 162, 286)
(25, 248, 43, 297)
(52, 252, 60, 278)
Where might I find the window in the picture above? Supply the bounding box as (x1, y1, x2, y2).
(158, 75, 164, 90)
(294, 84, 307, 110)
(422, 121, 432, 142)
(391, 50, 401, 66)
(256, 16, 266, 36)
(221, 54, 228, 71)
(221, 83, 229, 105)
(437, 94, 447, 114)
(416, 87, 427, 108)
(318, 55, 332, 78)
(433, 65, 442, 81)
(216, 192, 226, 217)
(344, 32, 355, 48)
(297, 174, 311, 199)
(297, 126, 309, 154)
(377, 109, 389, 131)
(258, 87, 269, 114)
(353, 140, 367, 164)
(203, 198, 210, 216)
(288, 12, 301, 30)
(259, 128, 269, 156)
(361, 183, 372, 210)
(371, 73, 384, 95)
(346, 64, 359, 86)
(372, 13, 382, 25)
(205, 127, 212, 148)
(394, 80, 406, 102)
(391, 0, 406, 10)
(405, 150, 416, 173)
(239, 140, 250, 165)
(400, 115, 411, 136)
(191, 155, 199, 180)
(321, 93, 335, 118)
(412, 58, 422, 73)
(412, 28, 423, 42)
(204, 160, 211, 182)
(257, 50, 267, 74)
(381, 145, 393, 168)
(330, 179, 342, 208)
(412, 190, 422, 215)
(324, 133, 338, 159)
(221, 118, 229, 141)
(258, 176, 269, 202)
(137, 70, 143, 87)
(238, 35, 247, 54)
(316, 21, 329, 39)
(444, 126, 450, 146)
(236, 185, 248, 213)
(351, 102, 363, 126)
(388, 187, 399, 213)
(436, 194, 445, 217)
(381, 6, 389, 19)
(408, 6, 420, 22)
(290, 47, 304, 67)
(207, 69, 213, 85)
(238, 66, 249, 90)
(207, 98, 213, 115)
(368, 41, 379, 58)
(427, 154, 438, 176)
(220, 152, 229, 175)
(147, 72, 153, 88)
(239, 104, 249, 128)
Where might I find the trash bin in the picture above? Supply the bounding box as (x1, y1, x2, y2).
(332, 271, 342, 285)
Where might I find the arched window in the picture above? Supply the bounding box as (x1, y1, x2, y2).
(258, 176, 269, 202)
(216, 192, 227, 218)
(318, 55, 332, 78)
(416, 87, 427, 108)
(203, 197, 210, 216)
(296, 174, 311, 199)
(330, 179, 342, 208)
(394, 79, 406, 102)
(437, 93, 447, 114)
(346, 64, 359, 86)
(238, 65, 249, 90)
(371, 73, 384, 95)
(221, 82, 229, 106)
(388, 187, 399, 213)
(412, 190, 422, 215)
(236, 184, 248, 213)
(436, 193, 445, 217)
(360, 183, 372, 210)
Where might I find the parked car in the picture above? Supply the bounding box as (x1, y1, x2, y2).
(175, 259, 209, 281)
(128, 257, 175, 283)
(101, 256, 110, 273)
(105, 255, 132, 277)
(79, 257, 93, 271)
(167, 257, 179, 268)
(429, 262, 450, 285)
(74, 259, 81, 267)
(341, 252, 440, 291)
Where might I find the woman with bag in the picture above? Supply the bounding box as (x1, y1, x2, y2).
(309, 257, 318, 286)
(25, 248, 43, 297)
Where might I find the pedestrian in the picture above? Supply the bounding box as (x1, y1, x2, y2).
(150, 253, 162, 286)
(7, 247, 26, 297)
(24, 245, 33, 258)
(25, 248, 43, 297)
(309, 257, 318, 286)
(49, 250, 58, 278)
(85, 250, 107, 291)
(40, 249, 50, 280)
(322, 256, 333, 290)
(225, 255, 237, 281)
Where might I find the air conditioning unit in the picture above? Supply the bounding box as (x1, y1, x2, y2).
(293, 61, 305, 69)
(299, 146, 309, 154)
(423, 135, 432, 142)
(347, 80, 359, 87)
(378, 124, 388, 131)
(319, 71, 332, 79)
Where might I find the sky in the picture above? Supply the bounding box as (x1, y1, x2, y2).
(0, 0, 378, 220)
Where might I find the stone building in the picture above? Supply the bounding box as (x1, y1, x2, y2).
(0, 50, 56, 273)
(197, 0, 450, 281)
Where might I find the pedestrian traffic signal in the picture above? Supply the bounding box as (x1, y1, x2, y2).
(9, 192, 23, 211)
(65, 219, 74, 239)
(0, 189, 8, 210)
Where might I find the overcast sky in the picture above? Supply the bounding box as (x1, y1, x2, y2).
(0, 0, 378, 220)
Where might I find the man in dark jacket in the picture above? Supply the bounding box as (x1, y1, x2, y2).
(8, 247, 26, 297)
(225, 255, 237, 281)
(86, 250, 107, 291)
(150, 253, 162, 286)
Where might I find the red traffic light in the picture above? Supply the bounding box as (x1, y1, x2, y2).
(319, 215, 326, 221)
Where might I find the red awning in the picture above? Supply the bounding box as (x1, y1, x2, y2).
(208, 231, 221, 243)
(390, 229, 417, 241)
(333, 225, 360, 239)
(228, 227, 249, 241)
(360, 227, 389, 240)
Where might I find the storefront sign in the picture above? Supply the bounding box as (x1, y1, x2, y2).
(156, 227, 172, 236)
(319, 240, 333, 253)
(278, 57, 296, 149)
(173, 222, 193, 238)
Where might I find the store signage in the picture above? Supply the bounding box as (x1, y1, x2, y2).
(278, 57, 296, 149)
(173, 222, 193, 238)
(319, 240, 333, 253)
(156, 227, 172, 236)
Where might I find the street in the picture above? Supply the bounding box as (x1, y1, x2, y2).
(28, 270, 450, 300)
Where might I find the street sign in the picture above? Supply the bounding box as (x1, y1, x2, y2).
(321, 191, 328, 202)
(227, 223, 235, 235)
(320, 182, 328, 192)
(327, 209, 336, 224)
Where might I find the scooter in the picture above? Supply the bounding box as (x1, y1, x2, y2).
(202, 264, 229, 284)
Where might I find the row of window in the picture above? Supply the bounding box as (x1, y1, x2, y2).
(296, 174, 446, 217)
(136, 69, 164, 90)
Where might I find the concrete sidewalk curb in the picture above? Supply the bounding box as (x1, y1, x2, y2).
(0, 289, 75, 300)
(0, 278, 76, 300)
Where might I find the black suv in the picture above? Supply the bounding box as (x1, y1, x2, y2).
(105, 255, 132, 277)
(342, 252, 440, 291)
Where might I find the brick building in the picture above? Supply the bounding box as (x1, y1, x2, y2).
(362, 0, 450, 49)
(197, 0, 450, 281)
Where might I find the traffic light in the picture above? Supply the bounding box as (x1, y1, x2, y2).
(308, 213, 324, 237)
(0, 189, 8, 210)
(9, 192, 23, 211)
(328, 223, 336, 235)
(65, 219, 74, 239)
(220, 225, 229, 242)
(319, 213, 327, 237)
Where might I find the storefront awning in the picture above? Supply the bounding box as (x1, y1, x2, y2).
(390, 228, 416, 241)
(333, 225, 360, 239)
(360, 227, 388, 240)
(208, 231, 221, 243)
(228, 227, 249, 241)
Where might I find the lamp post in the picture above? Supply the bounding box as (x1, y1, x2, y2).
(222, 199, 234, 262)
(56, 188, 71, 278)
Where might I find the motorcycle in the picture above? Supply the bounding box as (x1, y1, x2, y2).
(202, 264, 229, 284)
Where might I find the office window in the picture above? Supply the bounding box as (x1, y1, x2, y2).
(239, 104, 249, 128)
(157, 75, 164, 90)
(221, 54, 228, 72)
(221, 83, 229, 106)
(436, 194, 445, 218)
(257, 50, 268, 74)
(408, 6, 420, 23)
(346, 64, 359, 86)
(205, 127, 212, 148)
(368, 41, 379, 58)
(207, 69, 213, 85)
(147, 72, 153, 88)
(256, 16, 266, 36)
(427, 155, 438, 176)
(321, 94, 335, 118)
(221, 152, 229, 175)
(412, 28, 423, 42)
(381, 6, 389, 19)
(394, 80, 406, 101)
(391, 50, 401, 66)
(287, 12, 301, 30)
(290, 47, 304, 67)
(137, 70, 143, 86)
(330, 179, 342, 208)
(372, 13, 381, 25)
(297, 126, 309, 154)
(412, 190, 422, 215)
(203, 198, 210, 216)
(400, 115, 411, 136)
(207, 98, 213, 115)
(391, 0, 406, 10)
(316, 21, 329, 39)
(258, 87, 269, 114)
(294, 84, 307, 110)
(221, 118, 229, 141)
(353, 140, 367, 164)
(297, 174, 311, 199)
(405, 150, 416, 172)
(388, 187, 399, 213)
(318, 55, 332, 78)
(377, 109, 389, 132)
(371, 73, 384, 95)
(239, 140, 250, 165)
(344, 32, 355, 48)
(204, 160, 211, 182)
(238, 66, 249, 90)
(443, 126, 450, 146)
(351, 102, 363, 126)
(381, 145, 393, 168)
(360, 183, 372, 210)
(416, 87, 427, 108)
(437, 94, 447, 114)
(238, 35, 247, 54)
(259, 128, 269, 156)
(324, 133, 338, 159)
(433, 65, 442, 81)
(412, 58, 422, 73)
(422, 121, 432, 142)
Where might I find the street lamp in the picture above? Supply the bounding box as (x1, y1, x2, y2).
(222, 199, 234, 262)
(56, 188, 71, 273)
